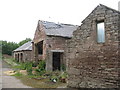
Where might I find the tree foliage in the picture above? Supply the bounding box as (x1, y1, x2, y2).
(1, 38, 32, 55)
(18, 38, 31, 46)
(1, 41, 19, 55)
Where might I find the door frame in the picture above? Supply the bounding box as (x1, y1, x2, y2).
(46, 50, 64, 71)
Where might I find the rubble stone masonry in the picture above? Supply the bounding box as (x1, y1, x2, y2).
(65, 4, 120, 88)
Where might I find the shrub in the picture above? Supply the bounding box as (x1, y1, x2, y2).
(35, 69, 46, 76)
(37, 60, 46, 71)
(21, 63, 27, 70)
(26, 62, 33, 75)
(32, 61, 37, 67)
(13, 62, 33, 75)
(34, 60, 46, 76)
(61, 64, 66, 71)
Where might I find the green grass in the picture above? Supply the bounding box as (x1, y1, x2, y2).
(16, 75, 66, 88)
(12, 72, 23, 77)
(4, 58, 18, 67)
(12, 71, 67, 88)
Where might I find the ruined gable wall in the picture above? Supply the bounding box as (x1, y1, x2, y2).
(66, 5, 120, 88)
(33, 23, 47, 61)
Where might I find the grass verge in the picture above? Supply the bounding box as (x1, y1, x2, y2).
(3, 58, 18, 67)
(12, 72, 67, 88)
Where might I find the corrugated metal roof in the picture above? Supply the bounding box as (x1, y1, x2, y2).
(14, 41, 32, 52)
(39, 20, 78, 38)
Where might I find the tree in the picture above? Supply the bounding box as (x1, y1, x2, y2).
(18, 38, 32, 46)
(1, 41, 19, 55)
(1, 38, 32, 56)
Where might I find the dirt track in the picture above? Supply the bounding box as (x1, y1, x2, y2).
(1, 60, 32, 88)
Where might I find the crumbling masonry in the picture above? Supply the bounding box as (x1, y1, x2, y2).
(65, 4, 120, 88)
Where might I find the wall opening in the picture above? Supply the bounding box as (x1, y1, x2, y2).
(37, 41, 43, 55)
(97, 21, 105, 43)
(20, 53, 23, 62)
(18, 54, 19, 62)
(52, 52, 61, 71)
(15, 54, 18, 62)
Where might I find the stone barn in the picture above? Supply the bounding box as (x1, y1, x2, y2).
(32, 20, 77, 71)
(66, 4, 120, 88)
(13, 41, 32, 62)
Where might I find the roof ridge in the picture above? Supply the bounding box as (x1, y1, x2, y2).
(39, 20, 77, 26)
(13, 41, 32, 52)
(99, 4, 120, 13)
(82, 4, 120, 23)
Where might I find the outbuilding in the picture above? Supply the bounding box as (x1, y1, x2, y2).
(13, 41, 32, 62)
(32, 20, 78, 71)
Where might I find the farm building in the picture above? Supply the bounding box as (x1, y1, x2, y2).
(65, 4, 120, 88)
(13, 41, 32, 62)
(32, 20, 78, 71)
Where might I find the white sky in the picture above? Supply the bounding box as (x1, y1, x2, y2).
(0, 0, 119, 43)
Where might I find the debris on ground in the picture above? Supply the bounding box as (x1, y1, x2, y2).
(4, 70, 16, 75)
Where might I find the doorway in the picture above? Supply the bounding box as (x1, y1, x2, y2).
(52, 52, 61, 71)
(20, 53, 23, 62)
(18, 54, 19, 62)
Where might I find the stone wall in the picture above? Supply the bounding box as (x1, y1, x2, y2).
(14, 50, 32, 62)
(46, 36, 66, 51)
(66, 4, 120, 88)
(23, 51, 32, 62)
(33, 21, 70, 71)
(46, 36, 69, 71)
(32, 22, 47, 61)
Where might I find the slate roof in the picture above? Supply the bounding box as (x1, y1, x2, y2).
(14, 41, 32, 52)
(39, 20, 78, 38)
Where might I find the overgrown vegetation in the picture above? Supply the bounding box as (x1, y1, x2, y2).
(35, 60, 46, 76)
(4, 57, 67, 88)
(61, 64, 66, 71)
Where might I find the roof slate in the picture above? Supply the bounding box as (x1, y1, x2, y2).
(39, 20, 78, 38)
(14, 41, 32, 52)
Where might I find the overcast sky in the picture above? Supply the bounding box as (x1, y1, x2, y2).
(0, 0, 119, 43)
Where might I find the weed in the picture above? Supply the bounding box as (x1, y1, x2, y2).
(34, 60, 46, 76)
(61, 64, 66, 71)
(37, 60, 46, 71)
(59, 72, 68, 83)
(26, 62, 33, 75)
(12, 72, 23, 77)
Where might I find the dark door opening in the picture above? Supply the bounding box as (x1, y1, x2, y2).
(53, 52, 61, 71)
(18, 54, 19, 62)
(20, 53, 23, 62)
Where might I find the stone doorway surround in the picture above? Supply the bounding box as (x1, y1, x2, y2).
(46, 50, 64, 71)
